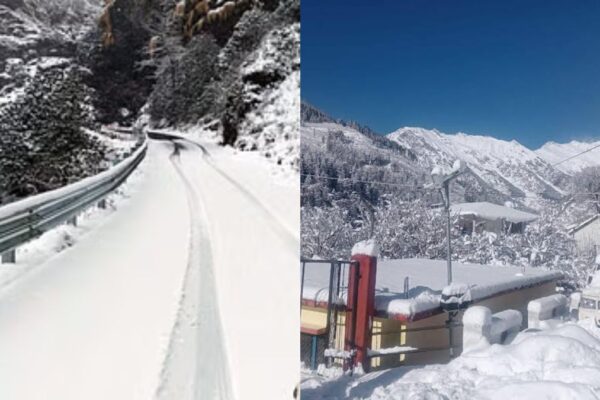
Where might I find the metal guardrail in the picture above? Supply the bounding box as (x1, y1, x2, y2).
(0, 136, 148, 259)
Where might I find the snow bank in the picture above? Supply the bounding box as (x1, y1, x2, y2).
(302, 322, 600, 399)
(351, 239, 379, 257)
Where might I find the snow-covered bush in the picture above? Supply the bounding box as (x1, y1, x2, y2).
(0, 64, 105, 203)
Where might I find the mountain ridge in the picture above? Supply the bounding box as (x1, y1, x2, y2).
(300, 101, 600, 210)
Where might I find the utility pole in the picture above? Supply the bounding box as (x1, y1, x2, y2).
(431, 160, 466, 285)
(443, 183, 452, 284)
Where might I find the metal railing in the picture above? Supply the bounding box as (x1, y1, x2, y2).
(0, 136, 147, 261)
(300, 258, 357, 369)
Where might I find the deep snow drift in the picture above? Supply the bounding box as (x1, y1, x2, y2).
(301, 320, 600, 399)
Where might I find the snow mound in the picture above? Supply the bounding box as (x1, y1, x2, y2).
(302, 323, 600, 399)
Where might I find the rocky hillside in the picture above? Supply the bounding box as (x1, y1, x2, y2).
(387, 127, 570, 204)
(0, 0, 99, 105)
(94, 0, 300, 169)
(0, 0, 299, 203)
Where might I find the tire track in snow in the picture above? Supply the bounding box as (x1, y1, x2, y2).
(155, 142, 234, 400)
(147, 132, 296, 249)
(177, 138, 298, 254)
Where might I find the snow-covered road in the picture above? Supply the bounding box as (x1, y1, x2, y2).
(0, 137, 299, 400)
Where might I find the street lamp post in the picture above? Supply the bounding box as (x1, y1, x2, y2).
(431, 160, 466, 285)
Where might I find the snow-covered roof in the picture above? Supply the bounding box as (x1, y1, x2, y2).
(302, 259, 561, 321)
(568, 214, 600, 234)
(450, 202, 538, 224)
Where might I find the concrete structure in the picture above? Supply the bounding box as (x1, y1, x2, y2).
(462, 306, 523, 353)
(301, 258, 561, 370)
(450, 202, 538, 235)
(527, 294, 568, 329)
(569, 215, 600, 255)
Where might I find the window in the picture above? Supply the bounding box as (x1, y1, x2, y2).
(581, 297, 597, 310)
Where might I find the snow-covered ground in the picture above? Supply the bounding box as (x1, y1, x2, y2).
(0, 134, 299, 399)
(0, 141, 190, 399)
(155, 129, 299, 400)
(301, 319, 600, 399)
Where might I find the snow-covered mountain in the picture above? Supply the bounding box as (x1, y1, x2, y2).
(301, 103, 575, 209)
(388, 127, 570, 203)
(536, 140, 600, 174)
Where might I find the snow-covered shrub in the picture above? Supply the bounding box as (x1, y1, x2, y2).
(0, 64, 105, 203)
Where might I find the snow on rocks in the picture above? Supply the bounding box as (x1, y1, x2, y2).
(351, 239, 379, 257)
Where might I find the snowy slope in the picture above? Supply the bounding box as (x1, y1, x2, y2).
(388, 127, 568, 202)
(536, 140, 600, 174)
(301, 121, 425, 200)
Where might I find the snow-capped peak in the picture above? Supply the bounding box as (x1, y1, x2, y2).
(387, 126, 567, 205)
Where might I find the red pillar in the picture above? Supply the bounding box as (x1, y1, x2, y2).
(344, 253, 377, 370)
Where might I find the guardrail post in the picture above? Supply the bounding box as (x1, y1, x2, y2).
(345, 240, 378, 371)
(67, 216, 77, 227)
(98, 199, 107, 210)
(2, 249, 16, 264)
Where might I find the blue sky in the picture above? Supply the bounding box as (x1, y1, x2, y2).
(301, 0, 600, 149)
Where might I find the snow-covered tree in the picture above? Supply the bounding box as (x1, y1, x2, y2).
(0, 65, 105, 203)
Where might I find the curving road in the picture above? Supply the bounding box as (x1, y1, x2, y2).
(0, 136, 299, 400)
